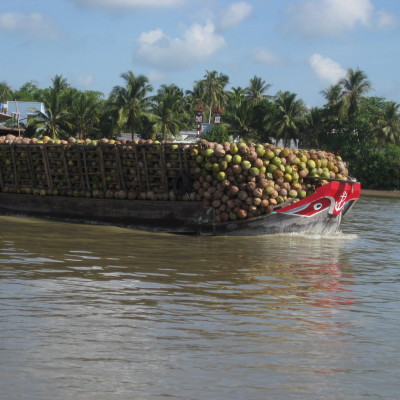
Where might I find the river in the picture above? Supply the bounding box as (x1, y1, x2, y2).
(0, 195, 399, 400)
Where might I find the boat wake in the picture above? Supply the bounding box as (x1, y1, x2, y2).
(270, 231, 359, 241)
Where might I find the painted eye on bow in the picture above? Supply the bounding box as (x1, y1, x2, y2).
(313, 203, 323, 211)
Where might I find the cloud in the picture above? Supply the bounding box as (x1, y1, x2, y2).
(69, 0, 184, 9)
(252, 47, 282, 65)
(309, 54, 346, 84)
(285, 0, 374, 38)
(375, 10, 397, 30)
(0, 12, 59, 40)
(135, 22, 226, 70)
(74, 73, 94, 88)
(219, 2, 253, 30)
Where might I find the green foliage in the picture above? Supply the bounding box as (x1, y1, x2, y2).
(0, 82, 13, 103)
(14, 81, 44, 102)
(3, 67, 400, 190)
(349, 144, 400, 190)
(202, 124, 229, 143)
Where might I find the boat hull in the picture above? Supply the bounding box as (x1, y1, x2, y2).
(0, 181, 360, 236)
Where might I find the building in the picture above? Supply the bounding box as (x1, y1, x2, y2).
(5, 101, 47, 125)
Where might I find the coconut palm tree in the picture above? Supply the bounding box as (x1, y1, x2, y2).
(378, 102, 400, 145)
(303, 107, 325, 148)
(228, 86, 247, 108)
(29, 75, 70, 140)
(66, 90, 103, 140)
(274, 91, 306, 147)
(226, 98, 256, 140)
(110, 71, 153, 140)
(197, 70, 229, 123)
(320, 83, 343, 106)
(151, 84, 186, 140)
(339, 68, 372, 119)
(0, 82, 14, 103)
(246, 76, 272, 103)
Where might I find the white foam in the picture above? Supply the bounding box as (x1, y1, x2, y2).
(271, 231, 359, 240)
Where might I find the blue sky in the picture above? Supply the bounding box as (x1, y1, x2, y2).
(1, 0, 399, 107)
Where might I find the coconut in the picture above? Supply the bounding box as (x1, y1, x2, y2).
(228, 185, 239, 197)
(221, 194, 230, 203)
(238, 143, 249, 155)
(214, 144, 225, 158)
(237, 190, 248, 201)
(253, 158, 264, 169)
(245, 196, 253, 206)
(247, 181, 257, 191)
(253, 188, 263, 198)
(216, 171, 226, 181)
(232, 164, 242, 175)
(212, 199, 221, 208)
(236, 209, 247, 219)
(248, 167, 259, 177)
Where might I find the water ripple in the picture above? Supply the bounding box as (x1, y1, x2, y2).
(0, 199, 399, 400)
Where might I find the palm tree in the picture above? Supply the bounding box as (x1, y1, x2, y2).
(320, 83, 342, 106)
(246, 76, 271, 103)
(197, 70, 229, 123)
(0, 82, 14, 103)
(339, 68, 372, 119)
(228, 86, 247, 108)
(303, 107, 325, 148)
(110, 71, 153, 140)
(274, 91, 306, 147)
(226, 98, 255, 140)
(151, 84, 186, 140)
(67, 90, 103, 140)
(29, 75, 70, 140)
(378, 102, 400, 145)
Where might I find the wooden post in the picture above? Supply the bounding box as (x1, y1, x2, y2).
(133, 145, 143, 190)
(0, 145, 4, 190)
(60, 145, 71, 188)
(160, 144, 168, 194)
(81, 147, 91, 190)
(10, 145, 18, 187)
(114, 145, 126, 190)
(26, 145, 36, 187)
(41, 144, 53, 190)
(141, 146, 150, 191)
(97, 145, 107, 191)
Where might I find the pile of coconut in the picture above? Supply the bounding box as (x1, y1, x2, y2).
(190, 140, 349, 223)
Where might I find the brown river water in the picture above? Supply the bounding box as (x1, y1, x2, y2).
(0, 195, 399, 400)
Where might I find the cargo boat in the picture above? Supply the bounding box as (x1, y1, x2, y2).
(0, 141, 360, 235)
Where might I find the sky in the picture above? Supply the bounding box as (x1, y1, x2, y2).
(1, 0, 399, 107)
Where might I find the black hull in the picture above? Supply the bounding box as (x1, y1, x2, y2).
(0, 192, 342, 236)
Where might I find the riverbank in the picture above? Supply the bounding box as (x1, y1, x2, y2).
(361, 189, 400, 198)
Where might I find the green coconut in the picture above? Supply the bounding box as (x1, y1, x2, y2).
(230, 143, 239, 154)
(232, 154, 242, 164)
(241, 160, 251, 170)
(217, 171, 226, 181)
(306, 159, 316, 169)
(264, 150, 275, 160)
(268, 164, 278, 174)
(271, 156, 281, 166)
(224, 154, 232, 163)
(204, 148, 214, 158)
(249, 167, 260, 177)
(256, 145, 265, 157)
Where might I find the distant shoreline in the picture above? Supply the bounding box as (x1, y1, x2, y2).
(361, 189, 400, 198)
